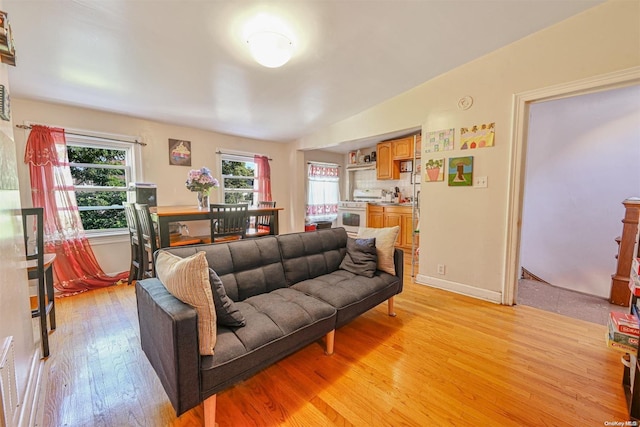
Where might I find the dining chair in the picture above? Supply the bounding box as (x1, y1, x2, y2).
(123, 202, 144, 284)
(21, 207, 56, 358)
(134, 203, 157, 278)
(246, 201, 276, 238)
(208, 203, 249, 243)
(135, 203, 203, 277)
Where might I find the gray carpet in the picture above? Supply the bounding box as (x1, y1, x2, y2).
(517, 279, 628, 325)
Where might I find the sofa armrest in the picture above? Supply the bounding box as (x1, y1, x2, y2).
(135, 278, 201, 415)
(394, 248, 404, 293)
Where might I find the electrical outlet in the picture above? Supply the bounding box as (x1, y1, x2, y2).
(437, 264, 446, 275)
(474, 176, 488, 188)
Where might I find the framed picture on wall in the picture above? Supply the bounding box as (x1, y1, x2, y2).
(168, 139, 191, 166)
(348, 151, 357, 164)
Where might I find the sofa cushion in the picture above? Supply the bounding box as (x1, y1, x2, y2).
(339, 237, 377, 278)
(209, 268, 245, 327)
(204, 237, 288, 301)
(199, 288, 337, 395)
(357, 226, 400, 275)
(291, 269, 400, 327)
(279, 227, 348, 286)
(155, 251, 216, 355)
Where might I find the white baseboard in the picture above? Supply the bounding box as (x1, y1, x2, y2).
(18, 349, 44, 427)
(414, 274, 503, 304)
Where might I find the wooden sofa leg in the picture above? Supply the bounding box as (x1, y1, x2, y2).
(325, 330, 335, 355)
(388, 296, 397, 317)
(203, 394, 217, 427)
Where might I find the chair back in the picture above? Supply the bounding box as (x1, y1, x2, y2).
(210, 204, 249, 241)
(256, 200, 276, 229)
(123, 203, 141, 244)
(21, 207, 44, 264)
(135, 203, 158, 277)
(123, 202, 144, 283)
(21, 207, 56, 357)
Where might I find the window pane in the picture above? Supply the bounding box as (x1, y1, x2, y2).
(79, 208, 126, 231)
(70, 166, 126, 187)
(224, 191, 254, 204)
(223, 178, 254, 189)
(76, 190, 127, 230)
(68, 146, 126, 165)
(222, 160, 255, 177)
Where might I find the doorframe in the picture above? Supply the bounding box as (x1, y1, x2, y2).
(502, 66, 640, 305)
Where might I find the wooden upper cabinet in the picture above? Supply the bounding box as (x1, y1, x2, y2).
(414, 134, 421, 158)
(392, 137, 414, 160)
(376, 142, 399, 180)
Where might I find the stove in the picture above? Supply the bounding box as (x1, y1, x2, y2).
(337, 189, 384, 233)
(339, 189, 385, 208)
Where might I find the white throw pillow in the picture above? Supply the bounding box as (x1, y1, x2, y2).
(156, 251, 216, 355)
(356, 226, 400, 275)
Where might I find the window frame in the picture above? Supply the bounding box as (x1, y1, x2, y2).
(66, 132, 141, 236)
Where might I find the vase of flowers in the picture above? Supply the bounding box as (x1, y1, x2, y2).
(185, 167, 219, 209)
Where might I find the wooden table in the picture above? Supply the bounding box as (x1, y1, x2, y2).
(152, 205, 283, 248)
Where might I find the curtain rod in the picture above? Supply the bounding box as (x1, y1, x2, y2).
(307, 161, 340, 167)
(15, 124, 147, 146)
(215, 150, 272, 161)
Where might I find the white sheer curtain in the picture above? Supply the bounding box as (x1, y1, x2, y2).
(306, 163, 340, 223)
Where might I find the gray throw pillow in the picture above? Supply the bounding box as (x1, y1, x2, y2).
(209, 268, 246, 327)
(339, 237, 378, 278)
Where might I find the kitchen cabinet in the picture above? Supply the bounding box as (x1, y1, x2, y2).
(376, 134, 421, 180)
(367, 204, 384, 228)
(367, 204, 418, 251)
(376, 142, 399, 180)
(392, 136, 414, 160)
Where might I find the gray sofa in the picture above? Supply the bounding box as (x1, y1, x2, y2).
(135, 227, 403, 425)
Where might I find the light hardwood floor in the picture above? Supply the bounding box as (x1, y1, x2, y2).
(37, 262, 631, 426)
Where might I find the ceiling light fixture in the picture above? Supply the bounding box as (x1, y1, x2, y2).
(247, 31, 293, 68)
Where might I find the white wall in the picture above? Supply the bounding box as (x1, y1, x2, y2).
(521, 85, 640, 297)
(295, 0, 640, 302)
(12, 99, 298, 275)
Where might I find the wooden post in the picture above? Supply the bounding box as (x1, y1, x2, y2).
(609, 198, 640, 306)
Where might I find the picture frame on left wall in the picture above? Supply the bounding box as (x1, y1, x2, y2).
(168, 139, 191, 166)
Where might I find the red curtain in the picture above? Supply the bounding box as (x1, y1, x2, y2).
(254, 155, 272, 202)
(24, 125, 128, 296)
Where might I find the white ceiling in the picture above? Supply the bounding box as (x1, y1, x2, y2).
(5, 0, 604, 150)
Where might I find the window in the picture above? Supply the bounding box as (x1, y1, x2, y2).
(306, 163, 340, 223)
(221, 154, 257, 205)
(67, 134, 139, 233)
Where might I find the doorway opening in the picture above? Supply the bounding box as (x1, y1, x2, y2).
(503, 66, 640, 325)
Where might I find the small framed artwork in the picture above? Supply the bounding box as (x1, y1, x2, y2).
(460, 122, 495, 149)
(349, 151, 357, 164)
(448, 156, 473, 186)
(424, 158, 444, 182)
(168, 138, 191, 166)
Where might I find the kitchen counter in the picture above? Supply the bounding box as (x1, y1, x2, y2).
(368, 202, 415, 207)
